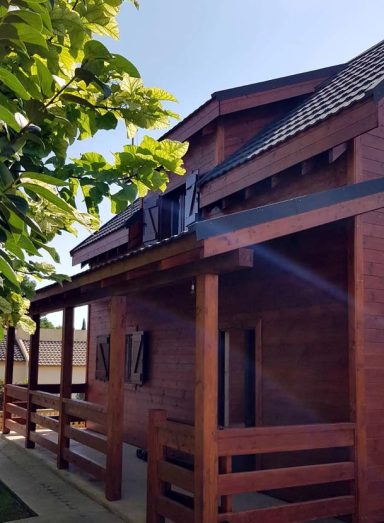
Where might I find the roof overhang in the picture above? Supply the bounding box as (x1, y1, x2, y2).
(196, 177, 384, 256)
(31, 177, 384, 315)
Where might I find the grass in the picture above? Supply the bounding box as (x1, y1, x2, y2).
(0, 480, 36, 522)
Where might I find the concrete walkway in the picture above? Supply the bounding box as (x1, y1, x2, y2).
(0, 437, 123, 523)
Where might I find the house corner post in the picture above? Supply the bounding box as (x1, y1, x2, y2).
(194, 273, 219, 523)
(57, 306, 74, 469)
(106, 295, 126, 501)
(2, 326, 15, 434)
(25, 314, 40, 448)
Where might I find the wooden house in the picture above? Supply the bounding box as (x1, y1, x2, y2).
(3, 40, 384, 522)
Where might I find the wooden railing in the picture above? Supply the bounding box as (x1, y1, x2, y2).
(3, 384, 28, 437)
(147, 412, 356, 523)
(3, 384, 107, 482)
(147, 410, 195, 523)
(217, 422, 356, 523)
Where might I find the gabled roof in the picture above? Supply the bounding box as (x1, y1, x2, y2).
(162, 64, 344, 142)
(23, 340, 87, 366)
(71, 199, 142, 255)
(0, 335, 25, 362)
(200, 40, 384, 185)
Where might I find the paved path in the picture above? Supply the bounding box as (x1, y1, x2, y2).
(0, 437, 123, 523)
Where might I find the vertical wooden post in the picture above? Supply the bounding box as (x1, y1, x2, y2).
(347, 140, 366, 522)
(57, 307, 74, 469)
(2, 326, 15, 434)
(147, 409, 167, 523)
(25, 314, 40, 448)
(106, 296, 126, 501)
(219, 456, 232, 513)
(194, 273, 219, 523)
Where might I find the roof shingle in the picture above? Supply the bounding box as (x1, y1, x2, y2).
(0, 335, 25, 362)
(23, 340, 87, 366)
(201, 40, 384, 185)
(71, 199, 142, 254)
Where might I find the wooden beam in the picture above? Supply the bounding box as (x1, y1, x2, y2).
(57, 307, 74, 469)
(2, 327, 15, 434)
(30, 248, 253, 314)
(218, 423, 355, 456)
(32, 234, 200, 304)
(194, 273, 219, 523)
(347, 138, 367, 522)
(217, 495, 355, 522)
(202, 190, 384, 257)
(105, 296, 126, 501)
(218, 461, 354, 495)
(25, 315, 40, 448)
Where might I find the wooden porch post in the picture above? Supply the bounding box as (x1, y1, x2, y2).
(106, 296, 126, 501)
(2, 326, 15, 434)
(194, 273, 219, 523)
(25, 314, 40, 448)
(57, 307, 74, 469)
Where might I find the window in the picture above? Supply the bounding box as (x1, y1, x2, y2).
(95, 335, 110, 381)
(125, 331, 148, 385)
(159, 187, 185, 239)
(142, 172, 198, 245)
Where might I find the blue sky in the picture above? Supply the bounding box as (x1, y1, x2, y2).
(45, 0, 384, 326)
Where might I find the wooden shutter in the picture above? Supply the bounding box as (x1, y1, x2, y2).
(143, 195, 159, 245)
(125, 332, 147, 385)
(184, 171, 199, 227)
(95, 335, 110, 381)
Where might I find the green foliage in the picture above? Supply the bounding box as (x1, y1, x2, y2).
(40, 316, 58, 328)
(0, 0, 188, 337)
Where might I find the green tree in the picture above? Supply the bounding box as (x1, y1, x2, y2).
(0, 0, 188, 338)
(40, 316, 56, 328)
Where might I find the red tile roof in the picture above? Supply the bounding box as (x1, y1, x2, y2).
(23, 340, 87, 366)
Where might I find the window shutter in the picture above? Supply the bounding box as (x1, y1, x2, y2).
(184, 171, 199, 227)
(143, 196, 159, 245)
(96, 335, 110, 381)
(125, 332, 147, 385)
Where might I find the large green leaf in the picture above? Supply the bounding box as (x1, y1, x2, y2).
(20, 172, 68, 186)
(0, 252, 19, 287)
(0, 66, 31, 100)
(21, 182, 77, 214)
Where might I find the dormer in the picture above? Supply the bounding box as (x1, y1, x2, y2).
(71, 64, 343, 268)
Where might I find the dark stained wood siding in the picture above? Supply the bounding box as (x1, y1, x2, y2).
(87, 282, 196, 448)
(353, 118, 384, 522)
(87, 222, 349, 453)
(222, 98, 308, 160)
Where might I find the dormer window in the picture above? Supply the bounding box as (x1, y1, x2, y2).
(159, 187, 185, 239)
(143, 172, 198, 245)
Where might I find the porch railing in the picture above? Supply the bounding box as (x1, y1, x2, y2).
(147, 410, 356, 523)
(4, 383, 107, 482)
